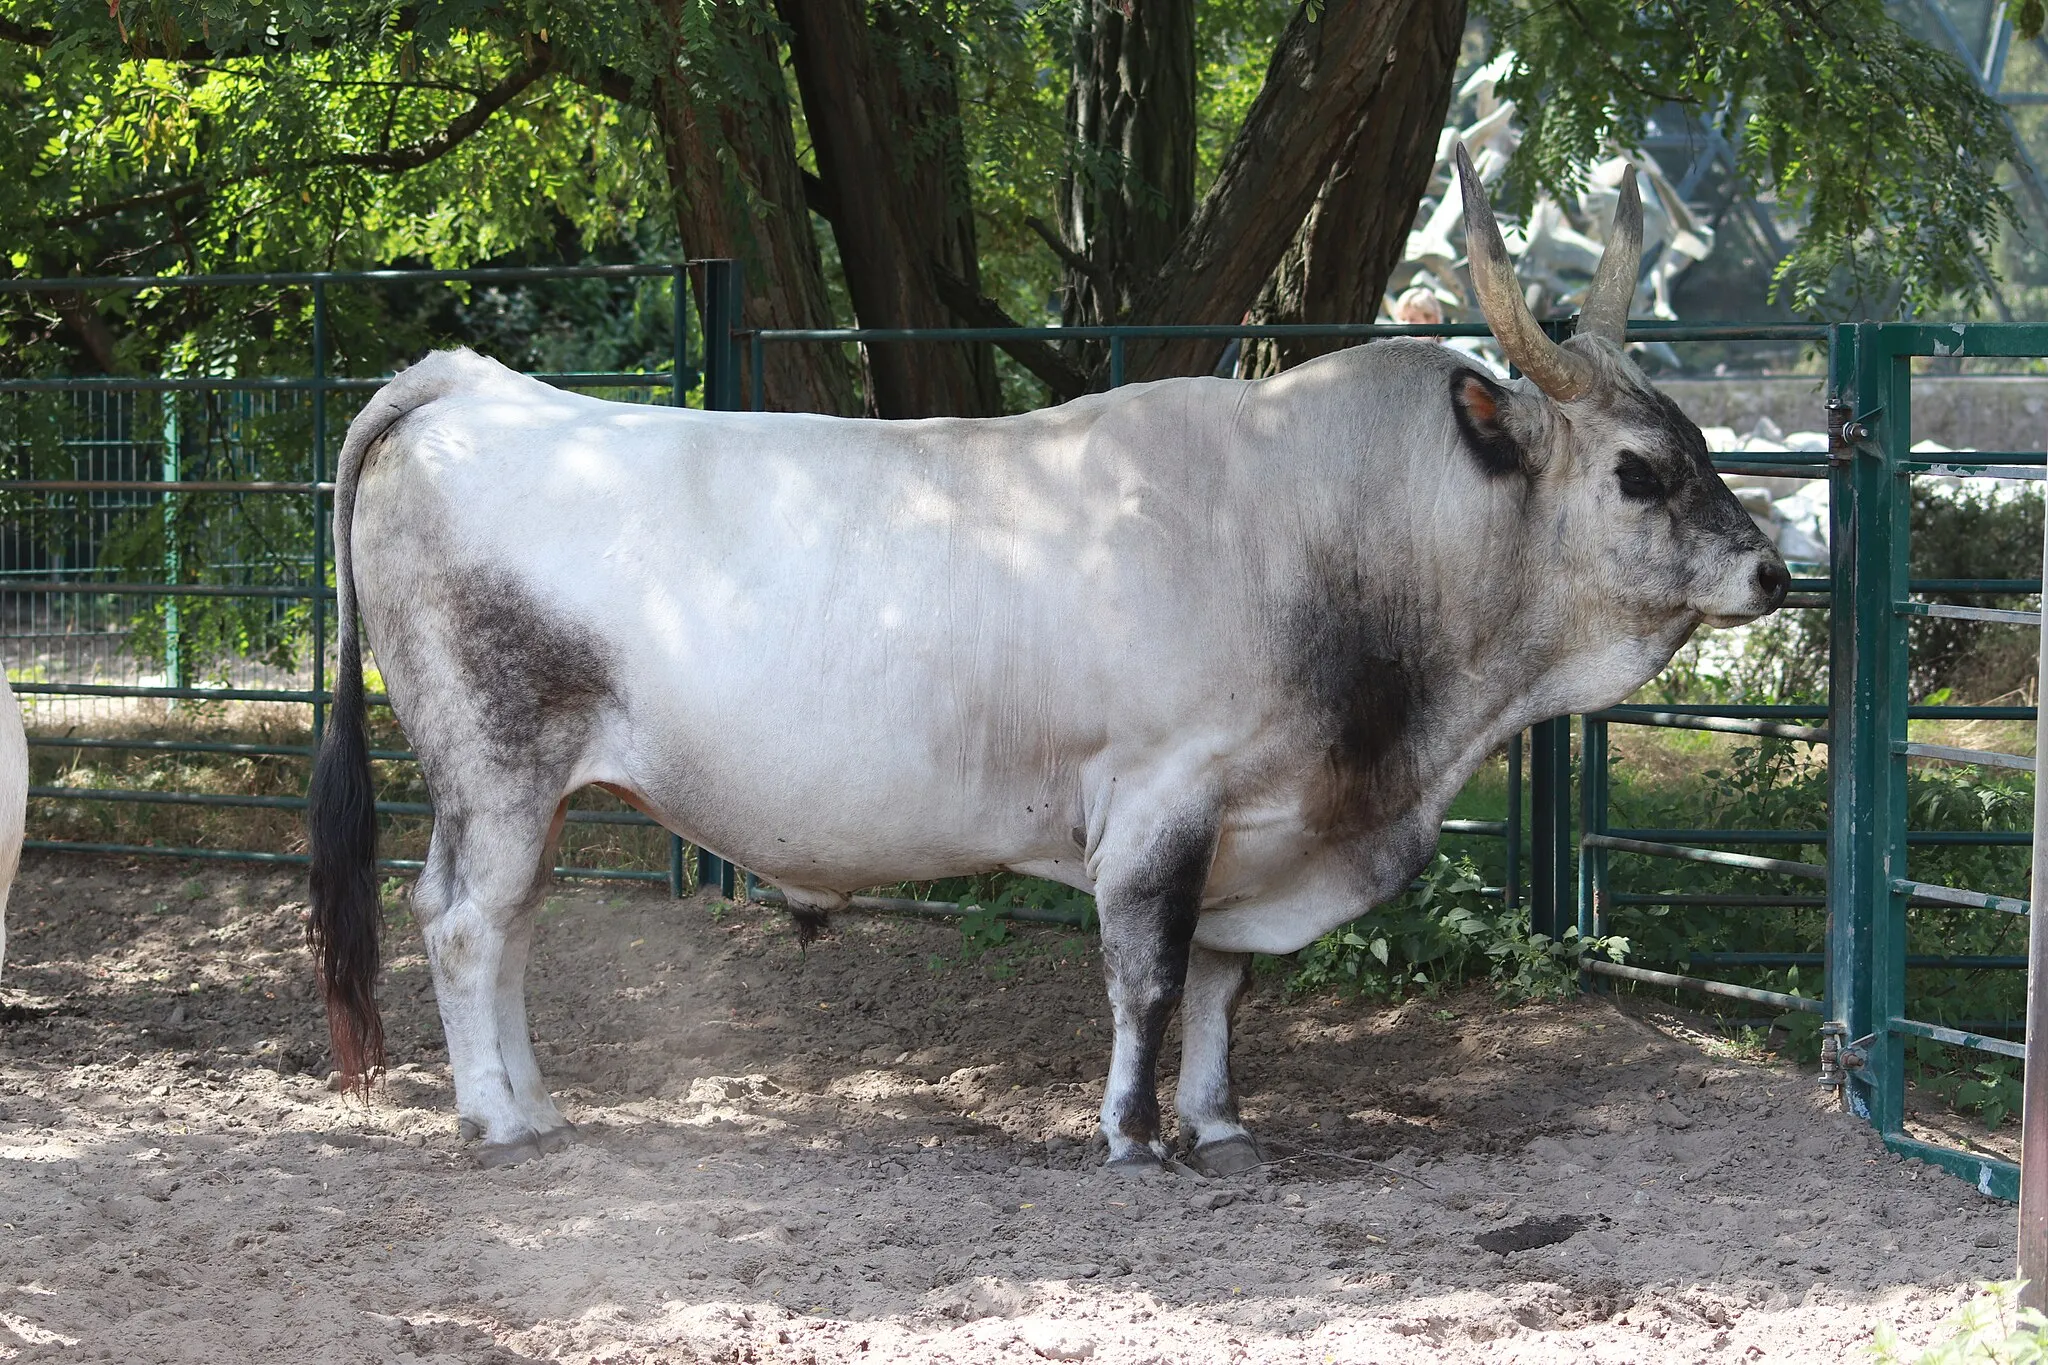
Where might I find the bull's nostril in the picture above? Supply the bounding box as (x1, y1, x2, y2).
(1756, 559, 1790, 606)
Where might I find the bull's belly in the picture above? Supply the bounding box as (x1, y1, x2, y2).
(597, 740, 1095, 903)
(595, 710, 1425, 946)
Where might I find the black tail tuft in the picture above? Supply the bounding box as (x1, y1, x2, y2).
(306, 626, 384, 1088)
(788, 904, 830, 946)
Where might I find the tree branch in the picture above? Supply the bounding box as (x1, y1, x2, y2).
(42, 48, 554, 229)
(1023, 215, 1111, 291)
(325, 45, 552, 172)
(1122, 0, 1412, 377)
(0, 18, 52, 47)
(929, 264, 1088, 402)
(531, 37, 644, 108)
(802, 169, 839, 224)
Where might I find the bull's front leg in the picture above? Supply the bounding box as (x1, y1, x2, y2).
(1094, 817, 1216, 1172)
(1176, 945, 1262, 1175)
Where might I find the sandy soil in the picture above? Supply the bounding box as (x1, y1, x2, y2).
(0, 856, 2019, 1363)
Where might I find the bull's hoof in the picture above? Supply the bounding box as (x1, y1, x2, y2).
(1105, 1149, 1167, 1178)
(457, 1117, 481, 1141)
(1190, 1135, 1264, 1177)
(478, 1136, 542, 1169)
(477, 1123, 578, 1168)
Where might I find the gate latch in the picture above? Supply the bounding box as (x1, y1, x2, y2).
(1818, 1021, 1873, 1092)
(1827, 395, 1880, 461)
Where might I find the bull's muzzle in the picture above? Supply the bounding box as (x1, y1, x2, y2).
(1700, 551, 1791, 628)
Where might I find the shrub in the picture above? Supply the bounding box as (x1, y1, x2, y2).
(1287, 852, 1627, 1004)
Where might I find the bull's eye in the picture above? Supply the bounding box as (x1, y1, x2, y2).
(1616, 452, 1665, 501)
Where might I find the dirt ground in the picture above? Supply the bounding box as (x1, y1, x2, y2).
(0, 855, 2020, 1364)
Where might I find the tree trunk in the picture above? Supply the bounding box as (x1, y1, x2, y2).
(781, 0, 1002, 418)
(1060, 0, 1197, 327)
(649, 5, 856, 415)
(1243, 0, 1465, 376)
(1118, 0, 1422, 383)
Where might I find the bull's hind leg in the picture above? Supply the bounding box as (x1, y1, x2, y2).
(413, 795, 574, 1166)
(1175, 946, 1261, 1175)
(1094, 816, 1216, 1171)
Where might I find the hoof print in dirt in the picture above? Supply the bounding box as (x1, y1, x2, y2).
(1188, 1135, 1263, 1177)
(1474, 1214, 1586, 1255)
(0, 998, 58, 1024)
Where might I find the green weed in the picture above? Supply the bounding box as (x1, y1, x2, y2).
(1868, 1281, 2048, 1363)
(1288, 852, 1628, 1003)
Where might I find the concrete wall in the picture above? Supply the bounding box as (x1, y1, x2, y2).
(1661, 376, 2048, 451)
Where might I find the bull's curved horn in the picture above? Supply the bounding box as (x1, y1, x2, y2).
(1576, 163, 1642, 345)
(1455, 142, 1595, 402)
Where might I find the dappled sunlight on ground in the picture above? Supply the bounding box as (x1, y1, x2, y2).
(0, 857, 2019, 1362)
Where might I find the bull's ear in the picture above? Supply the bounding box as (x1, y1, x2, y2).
(1449, 370, 1533, 478)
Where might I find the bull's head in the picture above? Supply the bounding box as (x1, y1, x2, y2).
(1453, 144, 1789, 631)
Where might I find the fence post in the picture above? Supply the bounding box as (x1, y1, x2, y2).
(691, 259, 743, 901)
(699, 259, 744, 412)
(1523, 318, 1576, 942)
(310, 283, 328, 744)
(1827, 320, 1906, 1134)
(2020, 422, 2048, 1306)
(1528, 716, 1573, 940)
(668, 264, 692, 898)
(1578, 715, 1609, 944)
(1504, 731, 1522, 910)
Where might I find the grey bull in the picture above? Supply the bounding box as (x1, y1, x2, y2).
(307, 147, 1787, 1171)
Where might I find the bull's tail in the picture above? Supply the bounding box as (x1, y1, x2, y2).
(307, 349, 489, 1086)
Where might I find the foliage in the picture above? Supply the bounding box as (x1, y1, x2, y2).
(944, 874, 1097, 960)
(955, 900, 1012, 955)
(6, 0, 2030, 343)
(1868, 1282, 2048, 1364)
(1597, 734, 2032, 1125)
(2, 5, 670, 302)
(1478, 0, 2019, 318)
(1909, 485, 2045, 701)
(1288, 852, 1628, 1004)
(1916, 1051, 2026, 1132)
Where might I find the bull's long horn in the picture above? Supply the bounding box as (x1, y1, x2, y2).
(1576, 163, 1642, 345)
(1455, 142, 1595, 402)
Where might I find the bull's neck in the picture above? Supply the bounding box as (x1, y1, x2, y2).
(1363, 509, 1687, 827)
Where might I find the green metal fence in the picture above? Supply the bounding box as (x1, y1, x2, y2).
(0, 263, 731, 894)
(1825, 322, 2046, 1200)
(4, 260, 2043, 1199)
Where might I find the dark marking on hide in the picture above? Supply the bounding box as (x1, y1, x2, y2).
(1610, 383, 1768, 543)
(1099, 818, 1216, 1148)
(1281, 545, 1433, 840)
(446, 565, 615, 779)
(1449, 369, 1523, 478)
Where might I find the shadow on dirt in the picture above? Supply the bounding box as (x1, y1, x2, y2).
(0, 855, 2019, 1364)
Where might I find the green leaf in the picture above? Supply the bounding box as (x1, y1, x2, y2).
(2020, 0, 2045, 42)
